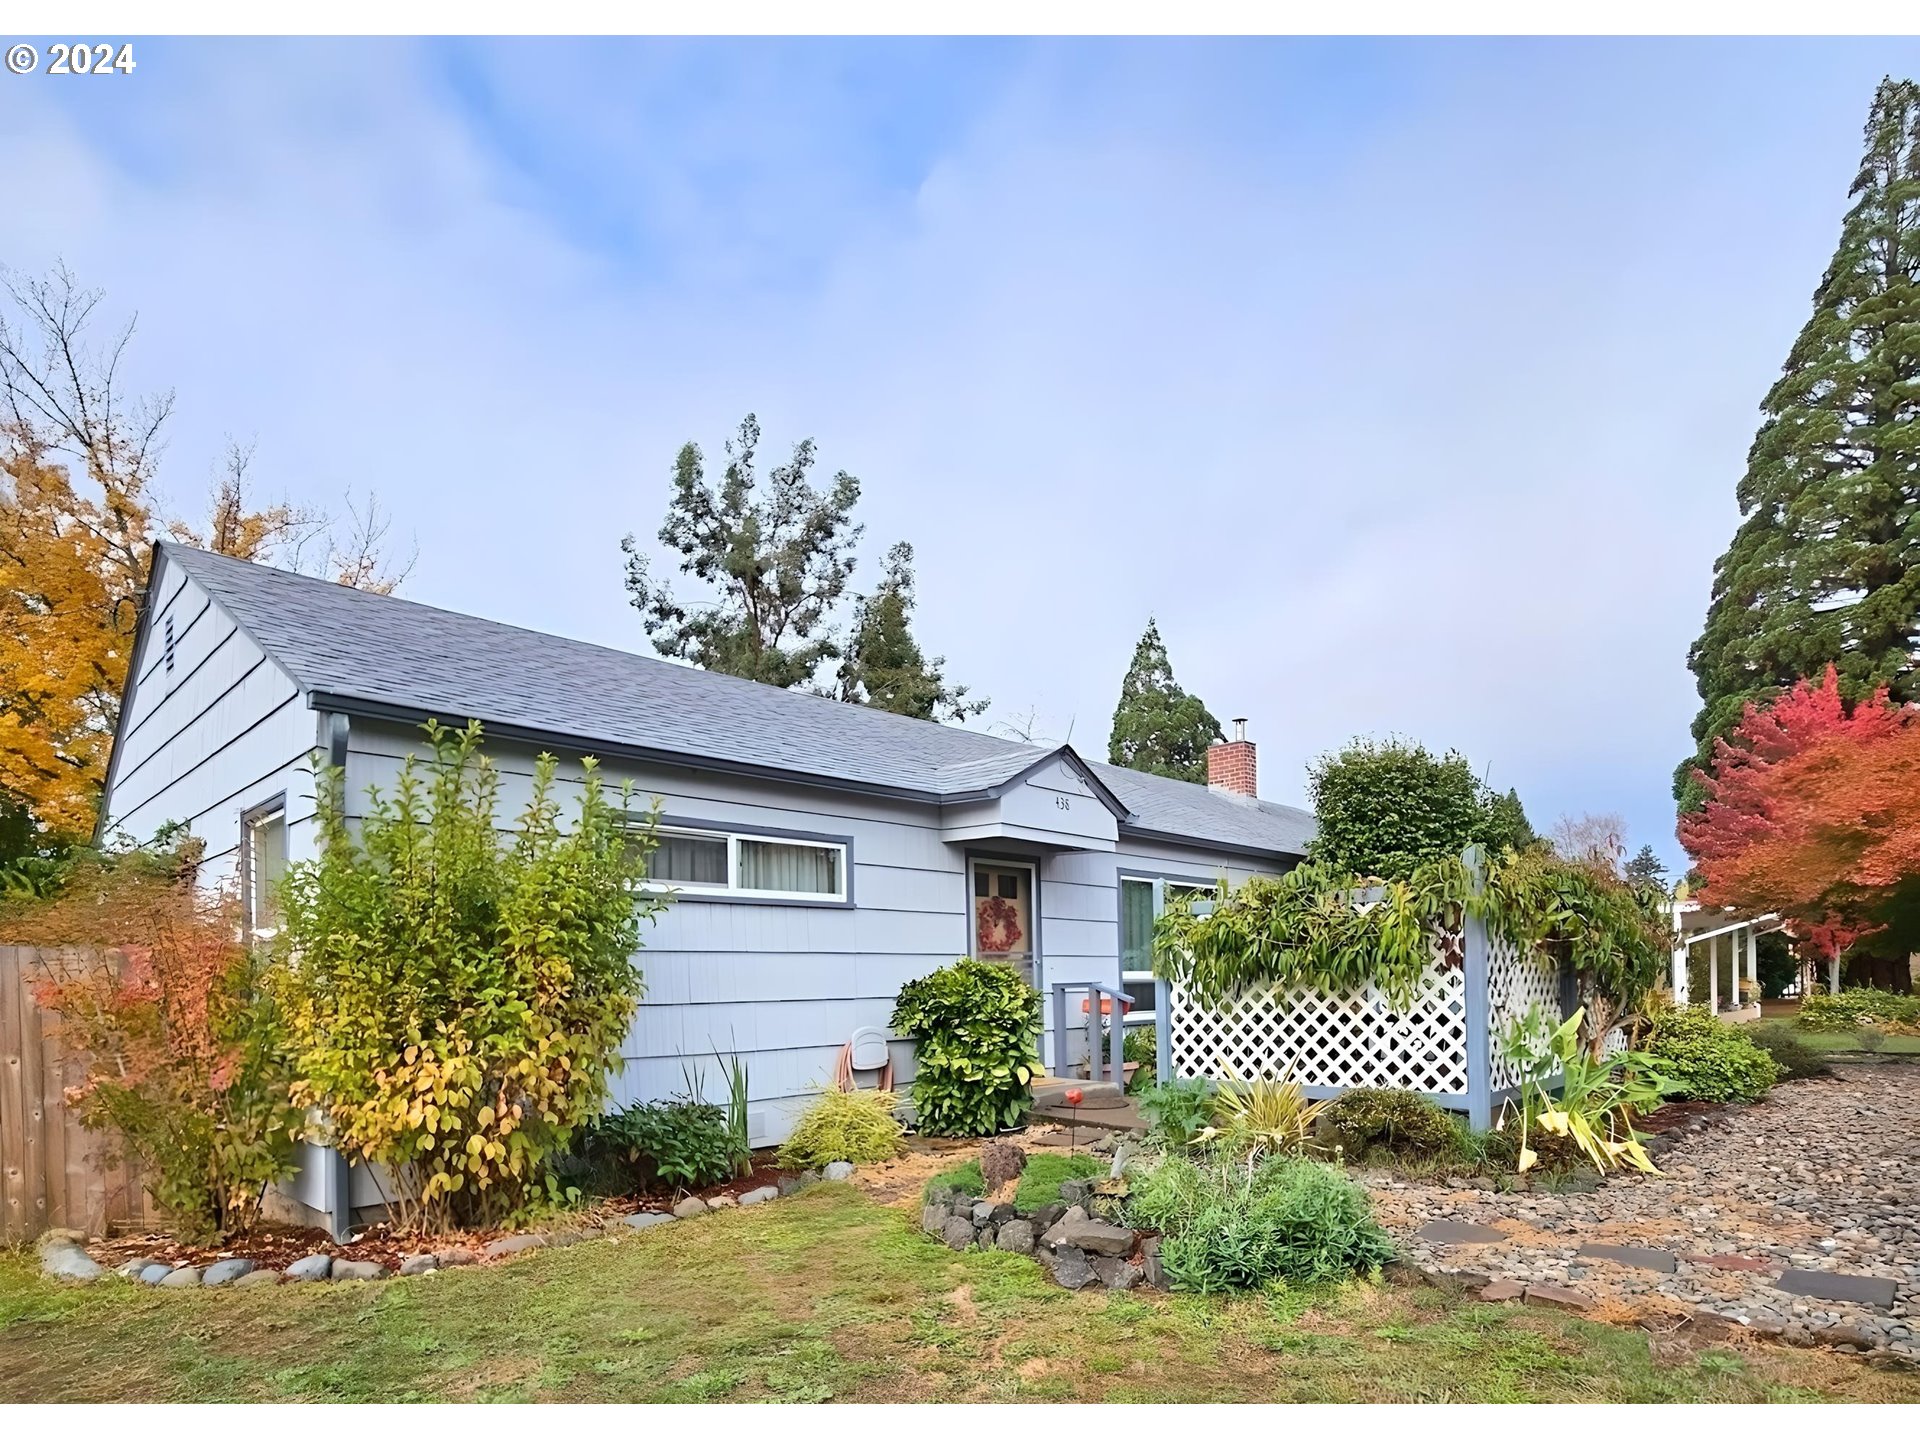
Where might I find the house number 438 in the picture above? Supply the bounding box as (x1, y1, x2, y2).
(1054, 795, 1072, 810)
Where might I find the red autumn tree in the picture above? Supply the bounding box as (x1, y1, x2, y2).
(4, 840, 300, 1238)
(1681, 666, 1920, 980)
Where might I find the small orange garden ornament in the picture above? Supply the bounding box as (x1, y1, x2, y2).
(1065, 1087, 1084, 1150)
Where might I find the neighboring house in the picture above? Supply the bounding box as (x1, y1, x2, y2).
(100, 543, 1312, 1218)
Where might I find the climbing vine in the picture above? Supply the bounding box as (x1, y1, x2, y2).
(1154, 848, 1670, 1046)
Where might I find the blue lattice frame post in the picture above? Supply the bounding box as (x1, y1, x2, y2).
(1461, 844, 1494, 1131)
(1153, 877, 1174, 1086)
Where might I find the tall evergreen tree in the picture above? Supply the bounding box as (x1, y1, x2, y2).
(833, 541, 985, 722)
(1107, 619, 1222, 784)
(622, 414, 862, 688)
(1680, 77, 1920, 806)
(1624, 844, 1667, 890)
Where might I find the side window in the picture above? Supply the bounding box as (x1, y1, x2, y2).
(1120, 877, 1218, 1022)
(244, 804, 287, 939)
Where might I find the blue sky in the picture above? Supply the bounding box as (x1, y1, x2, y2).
(6, 37, 1919, 870)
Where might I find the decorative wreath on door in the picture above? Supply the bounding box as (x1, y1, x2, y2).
(976, 896, 1024, 953)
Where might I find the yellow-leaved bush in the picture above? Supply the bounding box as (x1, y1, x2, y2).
(273, 720, 663, 1231)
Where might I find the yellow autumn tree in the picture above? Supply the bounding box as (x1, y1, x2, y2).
(0, 440, 145, 834)
(0, 264, 410, 838)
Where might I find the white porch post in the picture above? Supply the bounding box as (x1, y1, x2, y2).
(1746, 925, 1759, 997)
(1670, 900, 1689, 1006)
(1729, 928, 1741, 1008)
(1708, 932, 1720, 1013)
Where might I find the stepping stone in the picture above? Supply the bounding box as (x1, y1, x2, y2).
(1575, 1243, 1677, 1274)
(1479, 1279, 1526, 1302)
(1415, 1220, 1510, 1246)
(1773, 1268, 1898, 1308)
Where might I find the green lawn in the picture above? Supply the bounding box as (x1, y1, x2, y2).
(1755, 1020, 1920, 1056)
(3, 1184, 1915, 1403)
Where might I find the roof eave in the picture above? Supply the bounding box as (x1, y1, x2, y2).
(307, 689, 957, 806)
(1116, 821, 1306, 866)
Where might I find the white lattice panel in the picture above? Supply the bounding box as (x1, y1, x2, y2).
(1601, 1026, 1628, 1058)
(1166, 955, 1469, 1095)
(1486, 930, 1562, 1092)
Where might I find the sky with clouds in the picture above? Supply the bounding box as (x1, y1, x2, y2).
(6, 36, 1918, 869)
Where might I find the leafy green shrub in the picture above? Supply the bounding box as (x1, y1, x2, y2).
(1645, 1007, 1779, 1103)
(924, 1152, 1102, 1210)
(1798, 989, 1920, 1032)
(1122, 1025, 1156, 1091)
(1306, 737, 1535, 880)
(777, 1088, 904, 1169)
(1127, 1152, 1393, 1292)
(891, 958, 1041, 1136)
(589, 1097, 739, 1192)
(1747, 1022, 1830, 1081)
(1323, 1088, 1459, 1158)
(274, 721, 663, 1229)
(1137, 1077, 1213, 1147)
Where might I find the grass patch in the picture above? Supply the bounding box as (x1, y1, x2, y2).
(1783, 1027, 1920, 1056)
(2, 1189, 1916, 1403)
(923, 1152, 1104, 1210)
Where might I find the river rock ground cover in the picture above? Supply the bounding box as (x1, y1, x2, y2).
(1369, 1063, 1920, 1361)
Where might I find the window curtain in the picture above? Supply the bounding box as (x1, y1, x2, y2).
(1120, 878, 1154, 972)
(651, 834, 728, 885)
(739, 840, 838, 894)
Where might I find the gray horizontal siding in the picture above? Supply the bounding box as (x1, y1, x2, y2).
(102, 562, 326, 886)
(346, 720, 967, 1137)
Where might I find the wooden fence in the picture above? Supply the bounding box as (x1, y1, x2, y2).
(1, 945, 158, 1243)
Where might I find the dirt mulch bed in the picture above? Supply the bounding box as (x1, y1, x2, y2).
(1635, 1098, 1736, 1136)
(95, 1158, 802, 1271)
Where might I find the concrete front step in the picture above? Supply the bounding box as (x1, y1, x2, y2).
(1031, 1078, 1128, 1111)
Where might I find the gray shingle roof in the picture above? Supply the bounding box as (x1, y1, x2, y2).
(164, 542, 1314, 859)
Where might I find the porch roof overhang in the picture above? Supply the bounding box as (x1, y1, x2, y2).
(937, 746, 1125, 852)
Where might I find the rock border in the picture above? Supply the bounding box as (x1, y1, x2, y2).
(917, 1176, 1166, 1292)
(35, 1168, 842, 1292)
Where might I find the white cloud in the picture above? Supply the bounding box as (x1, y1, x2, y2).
(4, 37, 1916, 867)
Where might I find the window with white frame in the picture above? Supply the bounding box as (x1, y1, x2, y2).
(1119, 876, 1218, 1023)
(243, 802, 287, 939)
(631, 823, 847, 902)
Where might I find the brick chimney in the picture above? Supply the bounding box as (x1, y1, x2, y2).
(1207, 718, 1257, 798)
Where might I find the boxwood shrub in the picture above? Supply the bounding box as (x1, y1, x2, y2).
(1798, 989, 1920, 1032)
(1323, 1087, 1458, 1158)
(1645, 1006, 1779, 1103)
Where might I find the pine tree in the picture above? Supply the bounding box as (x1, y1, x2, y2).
(622, 414, 863, 688)
(1107, 619, 1222, 784)
(1624, 844, 1667, 890)
(1680, 77, 1920, 806)
(833, 541, 985, 722)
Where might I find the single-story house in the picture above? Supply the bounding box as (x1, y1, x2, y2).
(100, 542, 1312, 1222)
